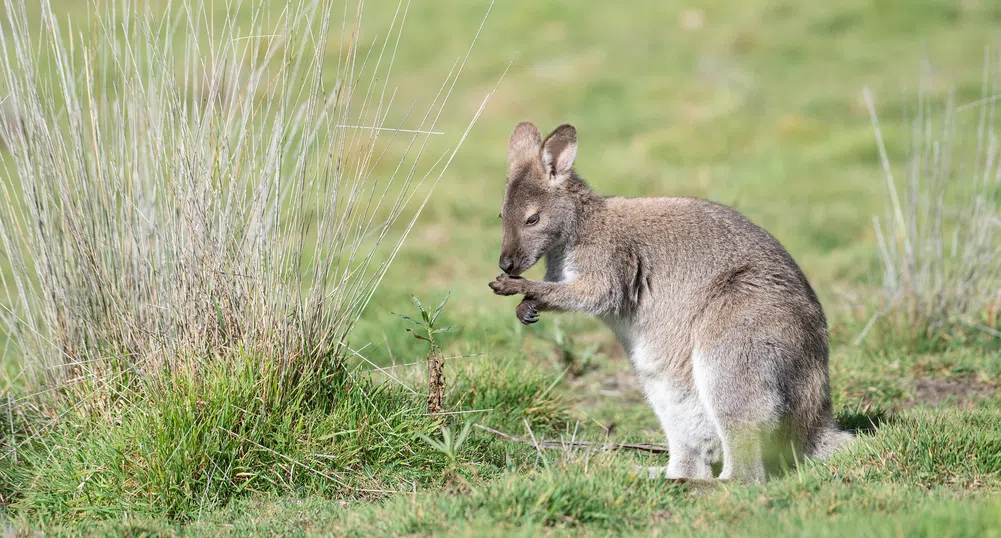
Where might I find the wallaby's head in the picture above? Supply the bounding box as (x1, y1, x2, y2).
(498, 121, 580, 276)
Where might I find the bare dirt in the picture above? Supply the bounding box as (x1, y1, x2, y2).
(911, 377, 998, 408)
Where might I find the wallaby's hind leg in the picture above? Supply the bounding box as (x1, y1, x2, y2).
(640, 377, 719, 480)
(692, 344, 780, 483)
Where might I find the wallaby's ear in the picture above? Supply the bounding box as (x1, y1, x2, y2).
(508, 121, 542, 176)
(541, 123, 577, 183)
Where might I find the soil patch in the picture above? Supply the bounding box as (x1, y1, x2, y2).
(911, 377, 997, 408)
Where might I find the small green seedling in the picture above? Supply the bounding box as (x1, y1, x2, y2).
(418, 419, 474, 464)
(394, 293, 459, 414)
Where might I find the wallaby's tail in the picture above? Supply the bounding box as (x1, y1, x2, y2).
(807, 426, 855, 460)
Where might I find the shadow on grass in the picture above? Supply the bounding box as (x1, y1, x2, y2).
(836, 407, 895, 436)
(754, 408, 894, 480)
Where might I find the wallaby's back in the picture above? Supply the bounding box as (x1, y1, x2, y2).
(587, 195, 842, 457)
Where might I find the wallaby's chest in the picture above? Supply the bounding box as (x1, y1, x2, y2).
(544, 251, 579, 283)
(601, 315, 691, 383)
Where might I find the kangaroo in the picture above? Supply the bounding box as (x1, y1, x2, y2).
(489, 121, 853, 483)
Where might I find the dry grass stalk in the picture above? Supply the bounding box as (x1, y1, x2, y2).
(861, 50, 1001, 342)
(0, 0, 496, 408)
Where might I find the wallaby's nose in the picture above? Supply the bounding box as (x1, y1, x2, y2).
(499, 256, 515, 274)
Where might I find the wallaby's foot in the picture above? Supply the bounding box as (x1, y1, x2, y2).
(516, 299, 539, 324)
(718, 462, 765, 484)
(636, 466, 720, 494)
(665, 446, 715, 481)
(636, 466, 692, 484)
(637, 446, 715, 481)
(716, 428, 766, 484)
(639, 378, 718, 479)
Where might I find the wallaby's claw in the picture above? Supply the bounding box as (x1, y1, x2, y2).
(516, 300, 539, 324)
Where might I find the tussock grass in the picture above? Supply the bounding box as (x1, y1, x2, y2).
(0, 0, 480, 396)
(862, 53, 1001, 346)
(7, 357, 447, 519)
(837, 408, 1001, 489)
(0, 96, 21, 151)
(0, 0, 522, 522)
(0, 353, 567, 522)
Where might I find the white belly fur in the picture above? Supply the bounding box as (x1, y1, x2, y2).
(609, 328, 722, 471)
(634, 338, 717, 431)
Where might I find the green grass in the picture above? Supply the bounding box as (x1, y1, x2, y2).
(1, 353, 565, 522)
(8, 408, 999, 536)
(3, 0, 1001, 536)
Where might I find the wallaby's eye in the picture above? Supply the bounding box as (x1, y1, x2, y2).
(525, 213, 540, 227)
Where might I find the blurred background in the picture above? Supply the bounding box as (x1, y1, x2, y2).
(332, 0, 1001, 362)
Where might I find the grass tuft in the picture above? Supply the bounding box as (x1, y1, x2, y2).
(861, 52, 1001, 346)
(0, 0, 475, 396)
(7, 355, 453, 521)
(0, 0, 503, 522)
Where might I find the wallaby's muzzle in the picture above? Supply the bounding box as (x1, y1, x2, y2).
(498, 249, 528, 276)
(499, 255, 516, 275)
(498, 232, 525, 276)
(498, 235, 537, 276)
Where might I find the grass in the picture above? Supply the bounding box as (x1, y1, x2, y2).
(9, 408, 1000, 536)
(863, 70, 1001, 345)
(2, 0, 1001, 536)
(1, 354, 565, 523)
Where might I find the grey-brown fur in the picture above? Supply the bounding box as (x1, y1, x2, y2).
(490, 121, 853, 482)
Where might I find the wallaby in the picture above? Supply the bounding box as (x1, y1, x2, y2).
(489, 121, 854, 483)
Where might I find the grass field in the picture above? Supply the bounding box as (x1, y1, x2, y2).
(1, 0, 1000, 536)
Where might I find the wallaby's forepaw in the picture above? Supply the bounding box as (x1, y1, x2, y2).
(516, 299, 539, 325)
(489, 274, 526, 296)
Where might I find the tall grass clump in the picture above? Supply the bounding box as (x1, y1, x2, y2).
(862, 53, 1001, 346)
(0, 0, 503, 520)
